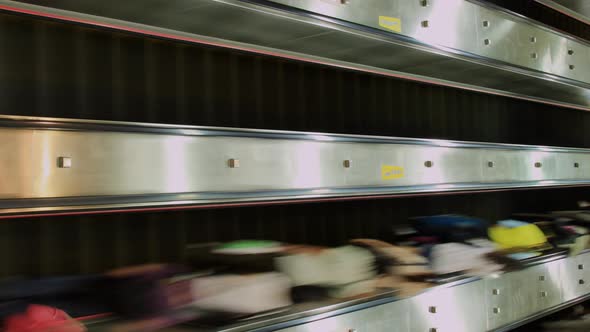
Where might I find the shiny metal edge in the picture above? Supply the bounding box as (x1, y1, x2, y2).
(517, 249, 574, 266)
(1, 114, 590, 153)
(2, 0, 590, 112)
(1, 182, 589, 219)
(534, 0, 590, 26)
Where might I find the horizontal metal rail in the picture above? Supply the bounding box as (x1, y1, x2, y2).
(0, 115, 589, 217)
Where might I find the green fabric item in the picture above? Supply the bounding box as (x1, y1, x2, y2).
(217, 240, 280, 249)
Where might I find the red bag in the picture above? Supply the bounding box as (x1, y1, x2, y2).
(5, 304, 86, 332)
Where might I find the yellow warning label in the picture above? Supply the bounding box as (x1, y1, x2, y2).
(381, 165, 404, 180)
(378, 16, 402, 33)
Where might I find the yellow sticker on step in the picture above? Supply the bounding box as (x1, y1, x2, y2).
(378, 16, 402, 33)
(381, 165, 404, 180)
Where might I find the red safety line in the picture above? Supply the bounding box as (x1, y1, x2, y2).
(0, 4, 588, 111)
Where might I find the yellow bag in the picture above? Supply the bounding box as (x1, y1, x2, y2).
(488, 224, 549, 249)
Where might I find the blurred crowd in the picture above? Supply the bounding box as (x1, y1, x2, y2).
(2, 208, 590, 331)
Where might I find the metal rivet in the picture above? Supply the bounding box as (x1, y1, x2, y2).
(429, 329, 437, 332)
(575, 162, 580, 168)
(579, 264, 584, 270)
(424, 161, 434, 168)
(343, 160, 352, 168)
(493, 307, 501, 314)
(539, 275, 545, 281)
(429, 306, 437, 314)
(482, 20, 490, 27)
(57, 156, 72, 168)
(568, 49, 574, 55)
(348, 329, 357, 332)
(487, 161, 494, 168)
(484, 39, 491, 45)
(228, 158, 240, 168)
(492, 289, 500, 295)
(421, 20, 429, 28)
(530, 36, 537, 43)
(579, 279, 585, 285)
(569, 64, 575, 70)
(420, 0, 429, 7)
(540, 291, 548, 297)
(535, 162, 542, 168)
(531, 53, 538, 59)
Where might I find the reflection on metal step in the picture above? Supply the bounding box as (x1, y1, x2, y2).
(0, 115, 590, 217)
(4, 0, 590, 110)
